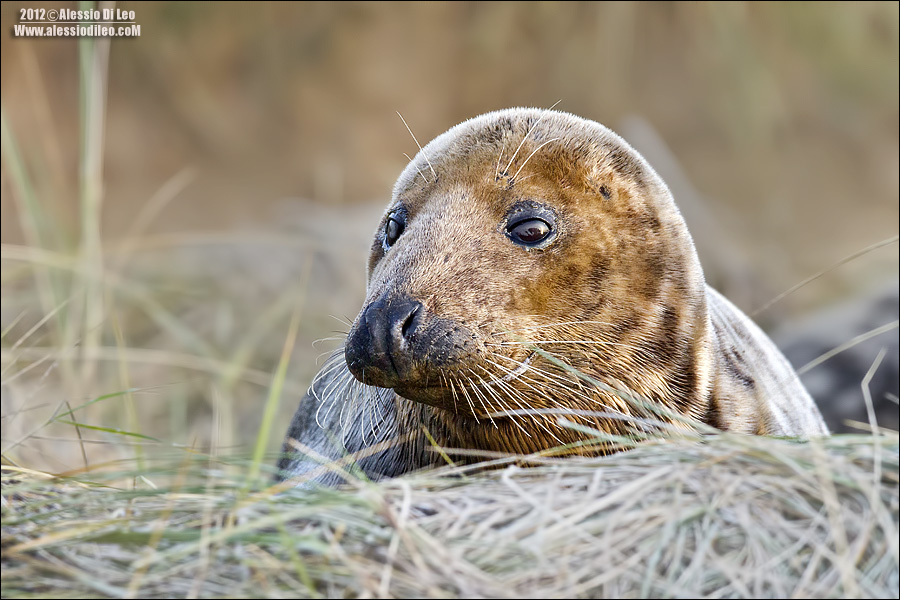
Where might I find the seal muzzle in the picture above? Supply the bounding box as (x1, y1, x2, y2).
(345, 293, 480, 394)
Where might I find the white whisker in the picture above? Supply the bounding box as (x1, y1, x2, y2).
(503, 100, 562, 174)
(513, 137, 561, 181)
(403, 152, 429, 184)
(397, 111, 437, 181)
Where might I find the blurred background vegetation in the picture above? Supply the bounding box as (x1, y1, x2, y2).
(1, 1, 897, 479)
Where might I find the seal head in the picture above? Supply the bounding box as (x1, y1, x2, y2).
(347, 109, 713, 439)
(278, 108, 828, 485)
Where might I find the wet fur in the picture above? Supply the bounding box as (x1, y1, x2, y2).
(277, 108, 828, 485)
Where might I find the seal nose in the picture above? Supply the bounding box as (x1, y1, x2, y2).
(345, 295, 424, 387)
(367, 295, 422, 352)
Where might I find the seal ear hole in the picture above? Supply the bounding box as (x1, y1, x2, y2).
(599, 185, 611, 200)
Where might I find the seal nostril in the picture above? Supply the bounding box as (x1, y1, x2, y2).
(400, 303, 420, 340)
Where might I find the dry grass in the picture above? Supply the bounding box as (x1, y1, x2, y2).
(2, 431, 898, 599)
(1, 2, 898, 598)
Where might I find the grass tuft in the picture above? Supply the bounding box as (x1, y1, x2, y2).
(2, 432, 897, 598)
(2, 3, 897, 598)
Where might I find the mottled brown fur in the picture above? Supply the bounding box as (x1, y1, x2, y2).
(277, 108, 827, 485)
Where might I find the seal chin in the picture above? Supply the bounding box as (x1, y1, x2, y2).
(376, 351, 539, 416)
(393, 383, 456, 410)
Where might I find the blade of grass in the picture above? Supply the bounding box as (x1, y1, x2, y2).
(63, 400, 90, 471)
(2, 242, 219, 358)
(0, 298, 71, 379)
(751, 235, 899, 317)
(0, 346, 308, 395)
(245, 296, 304, 487)
(1, 108, 66, 343)
(51, 388, 143, 421)
(51, 421, 161, 442)
(112, 312, 145, 470)
(1, 310, 27, 340)
(74, 0, 112, 394)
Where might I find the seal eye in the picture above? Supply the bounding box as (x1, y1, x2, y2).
(507, 218, 551, 246)
(385, 216, 405, 247)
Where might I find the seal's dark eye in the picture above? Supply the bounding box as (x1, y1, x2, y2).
(507, 218, 551, 246)
(385, 216, 405, 247)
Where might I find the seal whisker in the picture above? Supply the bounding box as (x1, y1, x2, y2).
(512, 137, 561, 181)
(364, 383, 380, 444)
(312, 351, 352, 385)
(314, 357, 355, 403)
(312, 335, 348, 347)
(449, 374, 470, 414)
(315, 347, 344, 363)
(485, 353, 601, 402)
(311, 348, 344, 375)
(482, 356, 587, 407)
(444, 372, 461, 414)
(471, 351, 537, 385)
(474, 365, 564, 442)
(397, 111, 436, 181)
(351, 379, 385, 442)
(466, 368, 535, 438)
(450, 376, 475, 418)
(473, 373, 540, 438)
(365, 386, 394, 441)
(458, 373, 497, 429)
(482, 361, 584, 409)
(487, 339, 647, 353)
(502, 100, 562, 175)
(314, 366, 356, 429)
(403, 152, 429, 184)
(523, 346, 687, 422)
(510, 174, 537, 185)
(373, 388, 394, 441)
(337, 381, 354, 432)
(491, 320, 619, 334)
(327, 314, 355, 328)
(494, 142, 505, 179)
